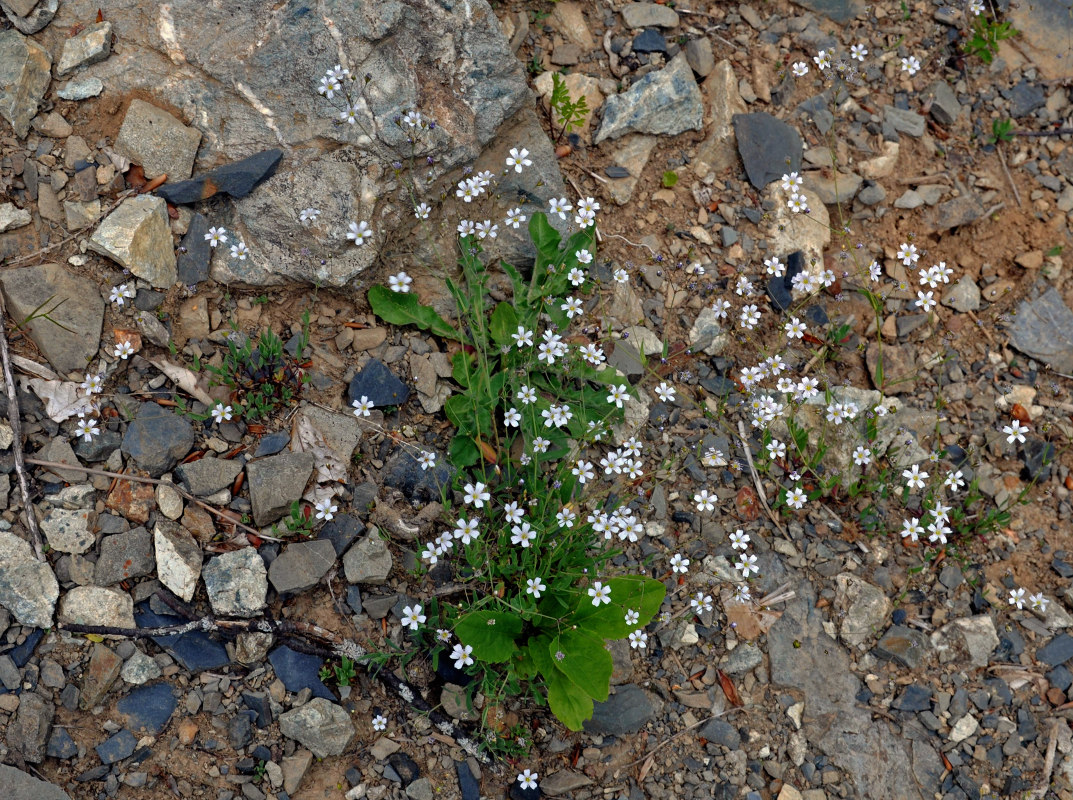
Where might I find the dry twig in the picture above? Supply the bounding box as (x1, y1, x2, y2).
(736, 420, 787, 537)
(996, 146, 1023, 207)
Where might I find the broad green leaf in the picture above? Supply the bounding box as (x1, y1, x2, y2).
(501, 260, 529, 313)
(444, 395, 477, 434)
(367, 286, 460, 341)
(571, 577, 666, 639)
(489, 302, 519, 348)
(550, 628, 612, 701)
(546, 670, 594, 731)
(451, 350, 473, 389)
(529, 212, 561, 260)
(448, 434, 479, 468)
(455, 609, 523, 662)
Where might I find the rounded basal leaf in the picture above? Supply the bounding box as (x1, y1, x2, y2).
(570, 577, 666, 639)
(367, 285, 459, 341)
(489, 302, 519, 348)
(549, 628, 612, 702)
(546, 671, 594, 731)
(454, 610, 523, 662)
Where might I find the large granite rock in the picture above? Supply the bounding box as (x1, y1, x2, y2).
(47, 0, 566, 289)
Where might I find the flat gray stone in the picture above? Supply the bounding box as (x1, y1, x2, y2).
(278, 698, 355, 758)
(733, 112, 803, 190)
(95, 527, 155, 586)
(621, 2, 679, 28)
(595, 53, 704, 143)
(0, 529, 58, 627)
(342, 533, 393, 585)
(57, 76, 104, 100)
(930, 616, 998, 668)
(925, 80, 962, 126)
(1008, 0, 1073, 80)
(40, 507, 96, 554)
(0, 764, 71, 800)
(0, 202, 31, 232)
(884, 105, 925, 137)
(120, 650, 162, 684)
(121, 404, 195, 477)
(202, 547, 268, 617)
(0, 0, 58, 34)
(0, 30, 51, 138)
(153, 519, 202, 602)
(583, 684, 662, 735)
(1008, 285, 1073, 373)
(57, 21, 113, 75)
(269, 539, 337, 595)
(246, 451, 315, 527)
(942, 276, 981, 312)
(7, 693, 53, 764)
(174, 457, 243, 497)
(835, 573, 890, 648)
(114, 99, 201, 181)
(0, 263, 105, 375)
(58, 586, 136, 629)
(88, 195, 177, 288)
(789, 0, 866, 24)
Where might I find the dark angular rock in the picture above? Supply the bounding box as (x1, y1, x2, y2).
(47, 726, 78, 759)
(733, 113, 803, 190)
(632, 29, 667, 53)
(267, 645, 335, 701)
(767, 250, 803, 312)
(135, 606, 230, 671)
(346, 584, 363, 614)
(892, 684, 932, 712)
(95, 527, 155, 586)
(1009, 80, 1046, 118)
(242, 692, 273, 728)
(1037, 633, 1073, 667)
(96, 729, 136, 764)
(348, 359, 410, 408)
(76, 764, 111, 781)
(121, 405, 195, 477)
(75, 428, 121, 462)
(318, 513, 364, 556)
(115, 683, 176, 735)
(176, 213, 211, 285)
(605, 165, 631, 179)
(228, 711, 255, 749)
(455, 760, 480, 800)
(383, 448, 452, 503)
(583, 684, 661, 735)
(156, 149, 284, 205)
(10, 629, 42, 667)
(1023, 437, 1056, 481)
(253, 429, 290, 458)
(875, 625, 930, 669)
(1052, 557, 1073, 578)
(699, 718, 741, 749)
(388, 752, 420, 786)
(1048, 664, 1072, 692)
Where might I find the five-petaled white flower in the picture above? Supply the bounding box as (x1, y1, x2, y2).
(691, 592, 714, 613)
(548, 197, 573, 219)
(230, 241, 250, 260)
(730, 529, 750, 550)
(504, 207, 526, 228)
(813, 50, 831, 70)
(507, 147, 532, 173)
(561, 297, 583, 318)
(1030, 592, 1050, 612)
(655, 382, 676, 402)
(517, 770, 539, 791)
(526, 577, 546, 598)
(572, 460, 595, 484)
(852, 446, 872, 466)
(694, 489, 715, 512)
(211, 403, 233, 424)
(414, 202, 431, 220)
(389, 271, 413, 293)
(504, 407, 521, 428)
(944, 470, 964, 491)
(765, 256, 785, 277)
(740, 304, 761, 330)
(787, 193, 808, 213)
(81, 373, 103, 394)
(372, 714, 387, 731)
(1008, 587, 1026, 610)
(1003, 419, 1028, 444)
(402, 604, 426, 631)
(896, 242, 919, 265)
(352, 396, 374, 417)
(451, 643, 474, 669)
(418, 451, 437, 471)
(903, 464, 928, 490)
(205, 226, 227, 247)
(785, 317, 806, 339)
(74, 418, 99, 442)
(916, 290, 936, 313)
(114, 341, 134, 359)
(901, 517, 923, 541)
(901, 55, 921, 76)
(512, 326, 534, 348)
(792, 61, 809, 77)
(588, 581, 612, 606)
(576, 248, 593, 265)
(737, 552, 759, 578)
(786, 486, 808, 509)
(109, 284, 135, 306)
(516, 385, 537, 405)
(347, 220, 372, 246)
(625, 609, 640, 626)
(315, 497, 337, 521)
(970, 0, 984, 13)
(850, 43, 868, 61)
(463, 481, 490, 508)
(454, 517, 481, 544)
(607, 384, 629, 408)
(299, 207, 321, 224)
(670, 553, 690, 574)
(629, 630, 648, 649)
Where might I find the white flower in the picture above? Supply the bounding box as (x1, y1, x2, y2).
(421, 543, 439, 565)
(561, 297, 583, 318)
(787, 193, 808, 213)
(577, 196, 600, 216)
(785, 317, 806, 339)
(792, 61, 809, 77)
(588, 581, 611, 606)
(629, 629, 648, 649)
(767, 439, 786, 460)
(556, 506, 576, 528)
(944, 470, 964, 491)
(607, 384, 629, 408)
(205, 226, 228, 247)
(80, 373, 103, 394)
(512, 326, 534, 348)
(516, 385, 537, 405)
(315, 497, 337, 521)
(526, 577, 546, 598)
(402, 604, 426, 631)
(109, 284, 135, 306)
(318, 74, 341, 98)
(711, 298, 731, 320)
(916, 290, 936, 313)
(504, 207, 526, 228)
(402, 110, 423, 127)
(504, 407, 521, 428)
(740, 304, 761, 330)
(507, 147, 532, 173)
(896, 242, 919, 265)
(418, 451, 437, 471)
(903, 464, 928, 490)
(690, 592, 714, 614)
(230, 241, 250, 260)
(572, 460, 595, 484)
(850, 43, 868, 61)
(782, 172, 804, 192)
(351, 396, 374, 417)
(614, 267, 629, 283)
(813, 50, 831, 70)
(436, 629, 451, 643)
(694, 489, 715, 512)
(372, 714, 387, 731)
(736, 552, 759, 578)
(901, 518, 923, 542)
(346, 220, 372, 246)
(476, 220, 498, 240)
(576, 248, 593, 264)
(568, 267, 586, 286)
(670, 553, 690, 574)
(414, 202, 431, 220)
(729, 529, 750, 550)
(764, 256, 785, 277)
(74, 418, 99, 442)
(970, 0, 984, 14)
(655, 382, 676, 402)
(1030, 592, 1050, 612)
(852, 446, 872, 466)
(1003, 419, 1028, 444)
(1008, 587, 1026, 610)
(901, 55, 921, 76)
(457, 219, 476, 236)
(389, 271, 413, 293)
(299, 207, 321, 224)
(114, 341, 134, 359)
(624, 609, 640, 626)
(451, 643, 474, 669)
(548, 197, 573, 219)
(517, 770, 539, 791)
(463, 481, 490, 508)
(869, 261, 882, 281)
(785, 486, 808, 509)
(531, 436, 550, 453)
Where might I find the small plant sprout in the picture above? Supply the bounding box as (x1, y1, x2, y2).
(314, 497, 337, 522)
(211, 403, 233, 424)
(352, 396, 375, 417)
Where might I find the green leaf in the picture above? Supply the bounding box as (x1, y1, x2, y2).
(570, 577, 666, 639)
(528, 637, 594, 731)
(489, 302, 519, 348)
(448, 434, 480, 468)
(454, 609, 523, 662)
(549, 628, 612, 701)
(368, 286, 460, 341)
(451, 350, 474, 389)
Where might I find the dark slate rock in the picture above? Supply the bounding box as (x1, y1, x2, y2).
(1052, 557, 1073, 578)
(605, 165, 631, 179)
(455, 760, 480, 800)
(156, 149, 284, 205)
(732, 113, 803, 190)
(803, 304, 829, 327)
(1017, 706, 1038, 742)
(242, 692, 273, 728)
(584, 684, 662, 735)
(383, 449, 452, 503)
(435, 652, 475, 686)
(75, 428, 121, 462)
(96, 729, 136, 764)
(10, 629, 43, 667)
(996, 628, 1026, 660)
(253, 430, 290, 458)
(510, 784, 540, 800)
(1050, 664, 1073, 692)
(892, 684, 932, 712)
(1023, 437, 1055, 481)
(348, 359, 410, 408)
(116, 683, 176, 735)
(363, 593, 399, 620)
(699, 718, 741, 749)
(121, 405, 195, 477)
(176, 213, 212, 285)
(251, 744, 272, 762)
(875, 625, 930, 669)
(388, 752, 420, 786)
(1009, 81, 1047, 118)
(135, 606, 230, 671)
(1037, 633, 1073, 666)
(134, 290, 166, 311)
(346, 585, 363, 614)
(267, 645, 335, 701)
(767, 250, 803, 312)
(790, 0, 865, 23)
(891, 608, 908, 625)
(632, 29, 667, 53)
(228, 711, 255, 749)
(318, 513, 365, 557)
(1008, 285, 1073, 373)
(77, 764, 111, 781)
(938, 564, 964, 590)
(699, 375, 736, 396)
(47, 726, 79, 759)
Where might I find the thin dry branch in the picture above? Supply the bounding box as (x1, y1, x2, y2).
(736, 420, 787, 537)
(0, 293, 45, 560)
